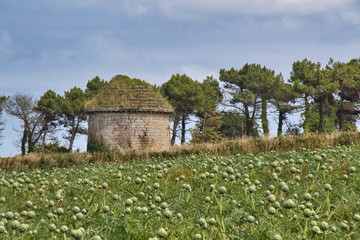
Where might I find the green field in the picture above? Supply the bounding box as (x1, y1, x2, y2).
(1, 144, 360, 239)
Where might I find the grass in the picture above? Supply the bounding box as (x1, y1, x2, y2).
(1, 131, 360, 171)
(0, 143, 360, 239)
(85, 74, 173, 112)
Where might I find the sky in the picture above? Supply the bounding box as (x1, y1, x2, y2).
(1, 0, 360, 157)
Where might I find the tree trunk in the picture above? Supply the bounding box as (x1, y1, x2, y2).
(68, 118, 79, 153)
(277, 110, 285, 137)
(303, 94, 310, 134)
(261, 97, 269, 136)
(339, 97, 344, 131)
(181, 114, 186, 144)
(171, 115, 180, 145)
(318, 97, 324, 133)
(41, 126, 48, 152)
(21, 126, 27, 156)
(27, 129, 40, 154)
(244, 104, 251, 137)
(202, 114, 207, 134)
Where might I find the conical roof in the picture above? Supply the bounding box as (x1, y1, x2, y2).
(85, 75, 173, 113)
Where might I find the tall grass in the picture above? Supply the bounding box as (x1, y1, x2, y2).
(1, 131, 360, 170)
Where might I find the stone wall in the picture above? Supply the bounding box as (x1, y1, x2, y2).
(87, 111, 171, 152)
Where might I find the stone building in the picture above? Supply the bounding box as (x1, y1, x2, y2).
(85, 75, 173, 152)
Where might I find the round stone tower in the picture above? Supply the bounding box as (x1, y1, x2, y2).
(85, 75, 173, 152)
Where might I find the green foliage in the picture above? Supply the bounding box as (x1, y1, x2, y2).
(160, 74, 203, 144)
(219, 110, 259, 138)
(195, 76, 223, 119)
(87, 135, 111, 154)
(60, 87, 87, 152)
(109, 74, 150, 87)
(290, 58, 341, 134)
(35, 141, 68, 153)
(270, 81, 299, 136)
(220, 64, 280, 136)
(191, 76, 223, 143)
(35, 89, 62, 117)
(290, 59, 321, 133)
(0, 96, 7, 113)
(85, 74, 172, 111)
(328, 58, 360, 131)
(191, 114, 223, 143)
(34, 89, 62, 152)
(1, 144, 360, 239)
(85, 76, 107, 99)
(289, 58, 360, 134)
(160, 74, 202, 116)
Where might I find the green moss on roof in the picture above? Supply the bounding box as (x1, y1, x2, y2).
(85, 74, 173, 113)
(110, 74, 150, 87)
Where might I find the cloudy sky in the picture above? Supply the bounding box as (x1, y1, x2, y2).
(1, 0, 360, 156)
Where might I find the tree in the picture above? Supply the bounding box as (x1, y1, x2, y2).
(219, 110, 259, 138)
(270, 79, 299, 136)
(245, 64, 280, 136)
(290, 59, 339, 134)
(219, 65, 262, 137)
(34, 89, 62, 152)
(290, 59, 319, 133)
(160, 74, 202, 144)
(328, 58, 360, 131)
(0, 96, 8, 146)
(3, 93, 44, 155)
(191, 76, 223, 143)
(59, 87, 87, 152)
(85, 76, 107, 99)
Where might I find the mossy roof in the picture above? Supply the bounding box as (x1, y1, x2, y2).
(85, 75, 173, 113)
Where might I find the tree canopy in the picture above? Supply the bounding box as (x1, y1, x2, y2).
(3, 58, 360, 156)
(160, 74, 203, 144)
(60, 87, 88, 152)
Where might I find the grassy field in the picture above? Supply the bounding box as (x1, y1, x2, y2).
(2, 131, 360, 171)
(1, 144, 360, 239)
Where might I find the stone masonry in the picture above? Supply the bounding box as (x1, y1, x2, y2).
(85, 75, 173, 152)
(87, 110, 171, 152)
